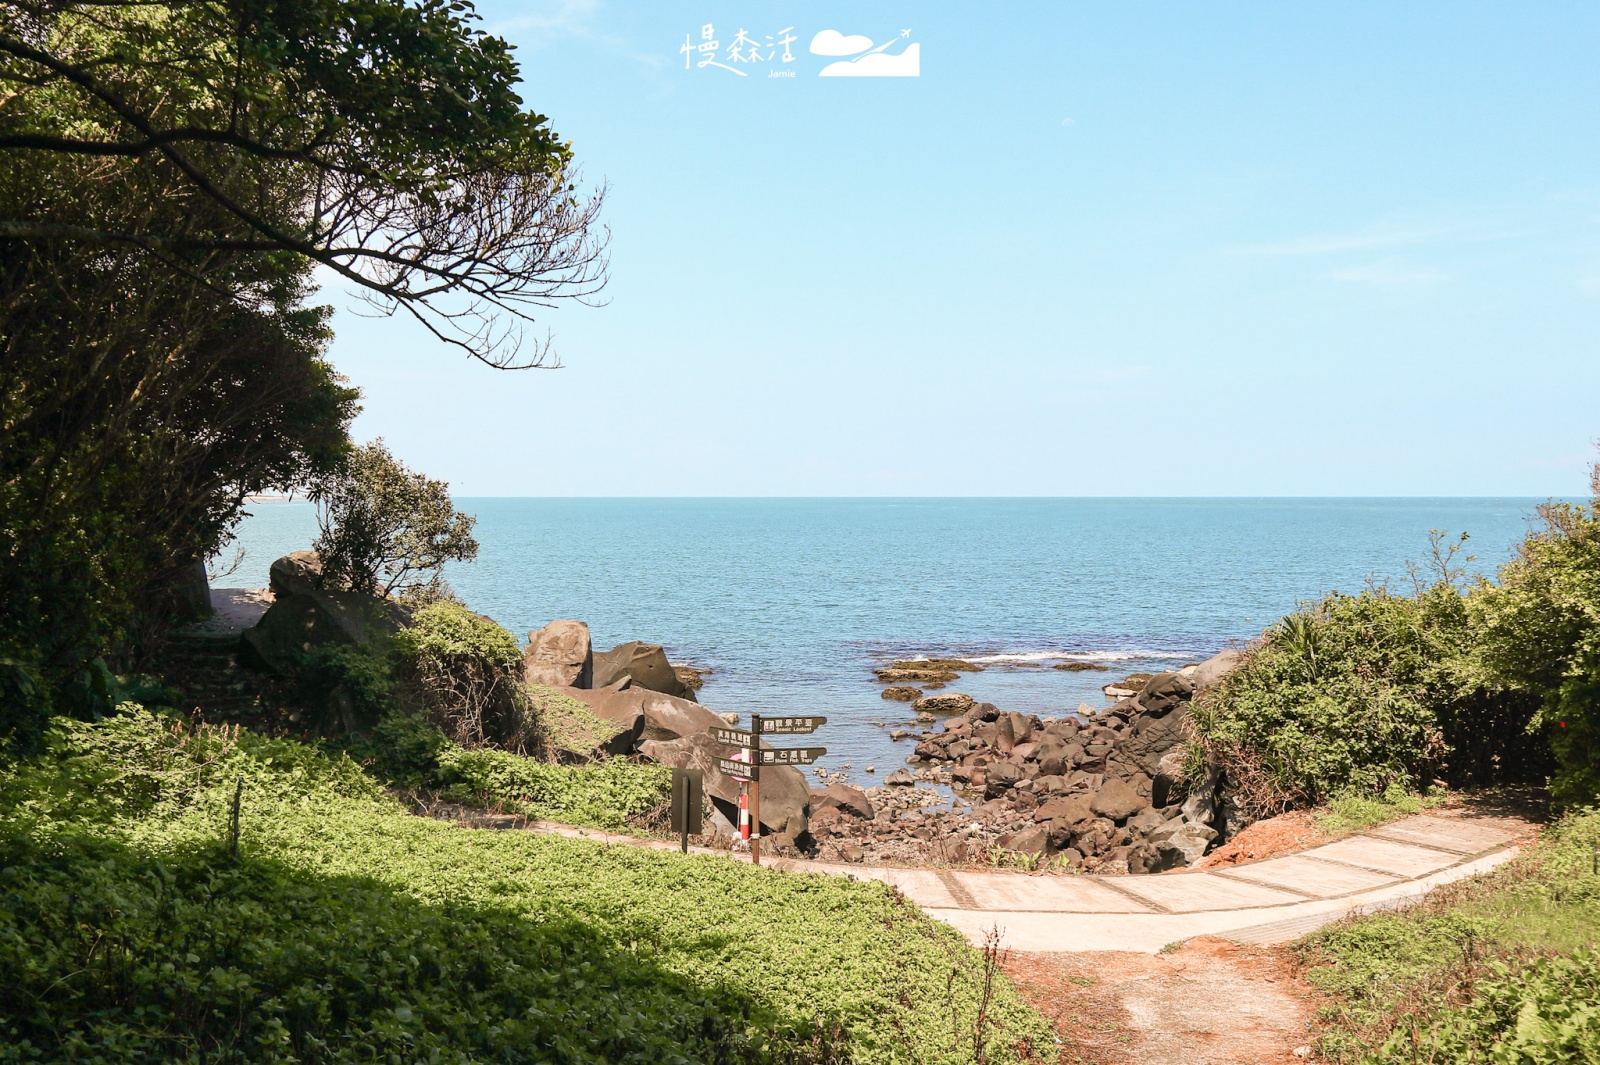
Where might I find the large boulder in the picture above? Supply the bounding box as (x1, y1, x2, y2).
(637, 731, 809, 837)
(155, 560, 213, 621)
(1134, 671, 1195, 716)
(592, 641, 696, 701)
(1188, 649, 1244, 690)
(1147, 819, 1218, 866)
(558, 683, 720, 744)
(812, 784, 875, 820)
(1089, 778, 1145, 822)
(240, 587, 409, 676)
(269, 550, 324, 598)
(522, 619, 594, 688)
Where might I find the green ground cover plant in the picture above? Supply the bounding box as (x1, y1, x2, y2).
(1296, 808, 1600, 1063)
(1314, 782, 1450, 836)
(0, 709, 1053, 1063)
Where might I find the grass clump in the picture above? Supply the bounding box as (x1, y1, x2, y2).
(1315, 782, 1449, 836)
(1296, 808, 1600, 1063)
(0, 708, 1052, 1063)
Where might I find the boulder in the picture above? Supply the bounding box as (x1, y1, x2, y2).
(984, 761, 1023, 799)
(559, 683, 720, 744)
(884, 768, 915, 786)
(240, 587, 409, 676)
(999, 824, 1051, 855)
(1107, 698, 1193, 787)
(913, 692, 974, 715)
(637, 731, 808, 836)
(1125, 806, 1168, 836)
(1134, 672, 1195, 717)
(1189, 648, 1245, 690)
(153, 559, 213, 621)
(522, 619, 593, 688)
(881, 686, 922, 701)
(811, 784, 875, 819)
(965, 701, 1002, 723)
(521, 682, 642, 759)
(1148, 819, 1218, 865)
(1090, 778, 1145, 822)
(268, 550, 324, 598)
(592, 641, 696, 701)
(1035, 793, 1095, 827)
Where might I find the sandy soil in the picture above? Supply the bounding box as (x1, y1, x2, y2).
(1004, 937, 1317, 1064)
(1200, 811, 1328, 869)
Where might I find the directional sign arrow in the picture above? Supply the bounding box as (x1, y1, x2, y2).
(714, 755, 758, 780)
(758, 746, 827, 766)
(756, 716, 828, 736)
(709, 726, 754, 748)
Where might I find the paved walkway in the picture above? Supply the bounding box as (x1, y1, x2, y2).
(506, 811, 1527, 954)
(798, 813, 1525, 952)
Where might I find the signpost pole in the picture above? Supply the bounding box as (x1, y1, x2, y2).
(679, 771, 689, 854)
(750, 713, 761, 867)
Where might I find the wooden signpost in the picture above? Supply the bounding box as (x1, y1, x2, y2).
(710, 713, 827, 865)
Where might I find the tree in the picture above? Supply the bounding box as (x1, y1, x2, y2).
(0, 0, 608, 367)
(0, 0, 604, 748)
(312, 441, 478, 599)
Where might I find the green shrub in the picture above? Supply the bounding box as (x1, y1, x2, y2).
(0, 710, 1053, 1063)
(434, 744, 670, 831)
(290, 643, 399, 730)
(1190, 588, 1460, 813)
(393, 602, 521, 746)
(1471, 499, 1600, 806)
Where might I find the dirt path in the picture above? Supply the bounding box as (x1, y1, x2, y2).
(1004, 937, 1316, 1064)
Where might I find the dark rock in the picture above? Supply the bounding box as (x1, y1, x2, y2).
(984, 762, 1023, 798)
(592, 641, 696, 700)
(1090, 778, 1145, 822)
(1035, 793, 1095, 826)
(965, 701, 1002, 723)
(522, 619, 594, 688)
(812, 784, 875, 819)
(268, 550, 323, 598)
(157, 560, 213, 621)
(1126, 806, 1168, 836)
(1133, 671, 1195, 717)
(999, 824, 1051, 855)
(240, 587, 409, 677)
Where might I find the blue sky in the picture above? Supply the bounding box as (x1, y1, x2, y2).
(324, 2, 1600, 496)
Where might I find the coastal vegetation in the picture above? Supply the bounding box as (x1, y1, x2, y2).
(1297, 808, 1600, 1063)
(0, 708, 1052, 1063)
(0, 0, 605, 750)
(1189, 478, 1600, 816)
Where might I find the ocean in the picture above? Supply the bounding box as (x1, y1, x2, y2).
(227, 497, 1549, 784)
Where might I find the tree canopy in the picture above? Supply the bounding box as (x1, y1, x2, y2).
(1, 0, 605, 749)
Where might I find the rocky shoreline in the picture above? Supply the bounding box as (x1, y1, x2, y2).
(807, 652, 1242, 872)
(231, 553, 1248, 875)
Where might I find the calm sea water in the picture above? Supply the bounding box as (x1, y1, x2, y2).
(228, 498, 1548, 784)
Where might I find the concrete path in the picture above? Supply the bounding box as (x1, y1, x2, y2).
(797, 813, 1526, 953)
(503, 810, 1527, 954)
